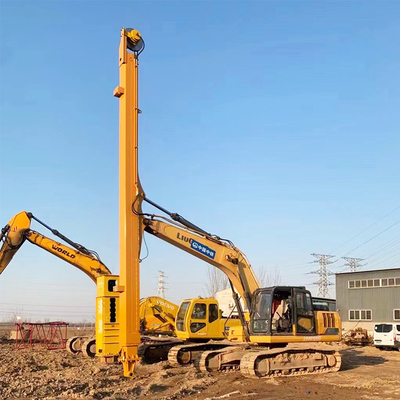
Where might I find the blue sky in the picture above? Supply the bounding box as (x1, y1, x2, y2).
(1, 1, 400, 322)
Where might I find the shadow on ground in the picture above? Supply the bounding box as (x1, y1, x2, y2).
(339, 348, 387, 371)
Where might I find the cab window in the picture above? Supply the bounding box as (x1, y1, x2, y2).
(209, 304, 219, 323)
(296, 292, 313, 315)
(252, 292, 272, 333)
(176, 301, 190, 332)
(191, 303, 206, 319)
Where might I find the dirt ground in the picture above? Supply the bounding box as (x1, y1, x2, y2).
(0, 327, 399, 400)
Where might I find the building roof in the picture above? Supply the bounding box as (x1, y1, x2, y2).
(336, 267, 400, 276)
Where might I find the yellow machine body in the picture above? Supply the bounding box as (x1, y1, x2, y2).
(140, 296, 178, 334)
(96, 275, 120, 362)
(227, 311, 342, 343)
(0, 211, 31, 272)
(175, 298, 242, 341)
(114, 27, 145, 377)
(0, 211, 111, 281)
(2, 28, 342, 377)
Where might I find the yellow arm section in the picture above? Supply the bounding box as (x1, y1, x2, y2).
(114, 27, 144, 377)
(140, 296, 178, 333)
(143, 217, 260, 309)
(25, 231, 111, 282)
(0, 211, 32, 274)
(0, 211, 111, 282)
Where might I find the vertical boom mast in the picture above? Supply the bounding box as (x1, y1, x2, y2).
(113, 28, 145, 377)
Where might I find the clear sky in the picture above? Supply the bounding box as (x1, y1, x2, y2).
(1, 1, 399, 322)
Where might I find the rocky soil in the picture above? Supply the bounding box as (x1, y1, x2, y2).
(0, 332, 399, 400)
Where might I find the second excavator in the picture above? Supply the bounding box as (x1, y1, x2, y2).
(0, 211, 242, 361)
(0, 211, 111, 282)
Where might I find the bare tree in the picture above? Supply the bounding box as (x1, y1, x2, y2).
(205, 266, 229, 297)
(257, 266, 268, 287)
(257, 266, 281, 287)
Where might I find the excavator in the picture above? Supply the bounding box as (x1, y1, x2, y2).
(112, 27, 343, 378)
(1, 28, 343, 379)
(0, 211, 180, 356)
(0, 211, 111, 282)
(0, 211, 241, 361)
(0, 209, 342, 376)
(122, 201, 343, 376)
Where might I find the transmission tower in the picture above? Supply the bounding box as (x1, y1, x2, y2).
(157, 270, 166, 298)
(342, 257, 365, 272)
(310, 253, 335, 298)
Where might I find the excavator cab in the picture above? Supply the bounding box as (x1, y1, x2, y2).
(175, 298, 240, 341)
(250, 286, 315, 337)
(175, 298, 223, 340)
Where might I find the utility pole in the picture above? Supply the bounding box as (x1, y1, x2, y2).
(157, 270, 166, 298)
(342, 257, 365, 272)
(310, 253, 335, 298)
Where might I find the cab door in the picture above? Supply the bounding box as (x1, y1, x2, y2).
(207, 302, 223, 339)
(293, 289, 316, 335)
(188, 302, 208, 338)
(187, 301, 223, 339)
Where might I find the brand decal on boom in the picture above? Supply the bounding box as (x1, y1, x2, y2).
(191, 240, 216, 259)
(52, 244, 76, 259)
(176, 233, 216, 259)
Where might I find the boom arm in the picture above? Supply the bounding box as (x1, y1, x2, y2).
(0, 211, 111, 282)
(140, 296, 178, 333)
(143, 216, 260, 310)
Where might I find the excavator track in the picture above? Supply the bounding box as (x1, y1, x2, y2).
(193, 344, 341, 378)
(138, 338, 184, 363)
(240, 345, 342, 378)
(194, 346, 248, 372)
(168, 343, 231, 367)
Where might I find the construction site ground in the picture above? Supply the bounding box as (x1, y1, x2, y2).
(0, 327, 399, 400)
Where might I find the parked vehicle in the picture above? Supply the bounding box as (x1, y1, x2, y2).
(373, 323, 400, 350)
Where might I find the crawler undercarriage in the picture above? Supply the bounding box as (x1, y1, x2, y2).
(68, 335, 341, 379)
(167, 342, 342, 378)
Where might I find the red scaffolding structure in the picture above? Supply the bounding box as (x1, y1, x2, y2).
(15, 321, 69, 350)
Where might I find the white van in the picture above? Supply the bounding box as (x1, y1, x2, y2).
(373, 323, 400, 350)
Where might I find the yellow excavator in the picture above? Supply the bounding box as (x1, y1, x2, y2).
(0, 212, 180, 355)
(0, 211, 111, 281)
(2, 28, 344, 379)
(0, 211, 241, 360)
(139, 296, 177, 334)
(109, 27, 343, 378)
(137, 296, 242, 362)
(122, 200, 342, 376)
(0, 210, 342, 375)
(0, 212, 174, 355)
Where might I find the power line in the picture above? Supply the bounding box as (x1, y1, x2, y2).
(377, 258, 400, 270)
(341, 221, 400, 257)
(368, 251, 400, 269)
(361, 235, 400, 259)
(367, 244, 400, 265)
(329, 204, 400, 254)
(331, 232, 400, 271)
